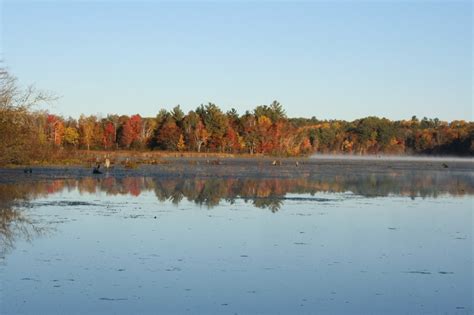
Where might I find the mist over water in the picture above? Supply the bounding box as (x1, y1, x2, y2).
(310, 154, 474, 162)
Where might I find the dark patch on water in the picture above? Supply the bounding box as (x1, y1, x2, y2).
(128, 214, 144, 219)
(35, 201, 99, 207)
(48, 220, 69, 224)
(438, 271, 454, 275)
(21, 277, 40, 282)
(249, 196, 335, 203)
(99, 297, 128, 301)
(294, 242, 308, 245)
(404, 271, 432, 275)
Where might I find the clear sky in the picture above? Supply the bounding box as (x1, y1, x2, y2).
(1, 0, 472, 121)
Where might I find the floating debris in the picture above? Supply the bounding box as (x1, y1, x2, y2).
(404, 271, 432, 275)
(20, 277, 40, 282)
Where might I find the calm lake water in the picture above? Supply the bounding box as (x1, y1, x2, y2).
(1, 171, 473, 314)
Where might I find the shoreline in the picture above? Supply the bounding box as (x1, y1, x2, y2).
(309, 154, 474, 162)
(1, 151, 473, 169)
(1, 157, 473, 184)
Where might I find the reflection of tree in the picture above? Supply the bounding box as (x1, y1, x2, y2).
(0, 207, 48, 258)
(1, 171, 470, 259)
(1, 171, 472, 216)
(251, 198, 283, 212)
(0, 184, 50, 258)
(194, 179, 229, 208)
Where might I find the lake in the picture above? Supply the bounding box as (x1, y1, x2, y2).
(0, 162, 473, 314)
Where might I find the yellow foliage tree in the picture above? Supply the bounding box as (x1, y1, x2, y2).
(177, 134, 186, 152)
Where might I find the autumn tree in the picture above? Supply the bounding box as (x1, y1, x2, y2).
(63, 126, 80, 147)
(78, 115, 96, 151)
(120, 114, 142, 149)
(183, 111, 210, 152)
(177, 134, 186, 152)
(0, 68, 54, 164)
(194, 120, 209, 152)
(222, 126, 241, 153)
(198, 103, 228, 151)
(154, 116, 181, 150)
(106, 114, 120, 148)
(254, 100, 286, 123)
(47, 114, 65, 146)
(241, 112, 258, 154)
(256, 115, 273, 153)
(103, 121, 116, 149)
(140, 118, 157, 148)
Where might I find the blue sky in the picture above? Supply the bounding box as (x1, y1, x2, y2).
(1, 1, 472, 121)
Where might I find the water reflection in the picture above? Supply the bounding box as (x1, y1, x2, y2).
(1, 172, 472, 253)
(0, 172, 473, 314)
(2, 172, 473, 211)
(0, 172, 474, 252)
(0, 183, 51, 258)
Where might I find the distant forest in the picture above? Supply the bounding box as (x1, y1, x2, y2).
(1, 68, 473, 165)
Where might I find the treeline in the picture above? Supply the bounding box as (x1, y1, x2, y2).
(8, 102, 474, 158)
(1, 69, 473, 164)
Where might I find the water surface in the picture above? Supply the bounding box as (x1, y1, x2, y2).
(1, 171, 473, 314)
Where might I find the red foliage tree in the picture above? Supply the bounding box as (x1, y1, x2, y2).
(120, 114, 142, 149)
(156, 120, 181, 150)
(103, 122, 116, 149)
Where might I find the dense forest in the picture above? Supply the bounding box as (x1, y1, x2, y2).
(1, 68, 473, 165)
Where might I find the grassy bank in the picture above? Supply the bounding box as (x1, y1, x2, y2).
(3, 149, 473, 169)
(2, 150, 273, 168)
